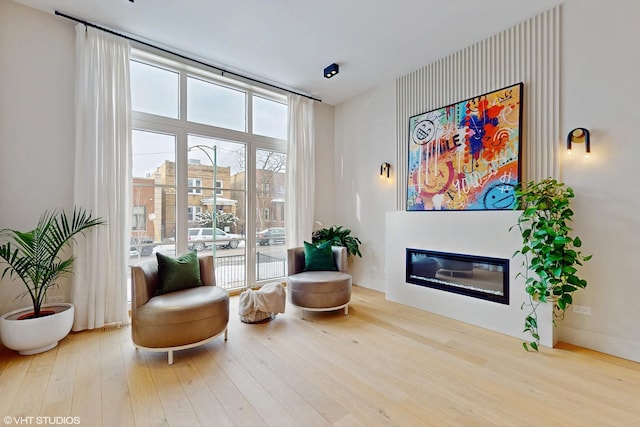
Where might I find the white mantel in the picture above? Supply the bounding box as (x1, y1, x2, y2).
(385, 210, 555, 347)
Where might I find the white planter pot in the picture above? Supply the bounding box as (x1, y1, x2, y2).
(0, 303, 74, 355)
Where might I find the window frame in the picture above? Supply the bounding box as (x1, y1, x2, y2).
(132, 205, 146, 231)
(187, 75, 248, 132)
(215, 179, 224, 196)
(187, 205, 202, 222)
(130, 47, 288, 289)
(188, 178, 203, 194)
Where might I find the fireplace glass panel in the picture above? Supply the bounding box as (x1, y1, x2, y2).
(406, 249, 509, 304)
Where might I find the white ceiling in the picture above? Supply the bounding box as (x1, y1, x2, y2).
(14, 0, 562, 105)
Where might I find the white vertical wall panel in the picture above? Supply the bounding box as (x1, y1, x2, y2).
(396, 6, 560, 209)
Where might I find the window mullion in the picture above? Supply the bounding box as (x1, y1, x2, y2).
(179, 69, 188, 121)
(247, 91, 253, 135)
(246, 146, 257, 287)
(175, 128, 189, 254)
(176, 70, 188, 253)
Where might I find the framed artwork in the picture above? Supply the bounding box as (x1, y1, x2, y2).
(406, 82, 523, 211)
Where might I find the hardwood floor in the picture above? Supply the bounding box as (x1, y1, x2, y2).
(1, 285, 639, 426)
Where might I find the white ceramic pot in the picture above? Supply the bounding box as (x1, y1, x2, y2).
(0, 303, 74, 355)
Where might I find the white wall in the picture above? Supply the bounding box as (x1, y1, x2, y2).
(557, 0, 640, 360)
(0, 1, 76, 314)
(334, 82, 396, 291)
(313, 101, 337, 228)
(334, 0, 640, 362)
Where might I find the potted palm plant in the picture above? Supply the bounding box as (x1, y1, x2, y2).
(511, 178, 591, 351)
(0, 207, 104, 355)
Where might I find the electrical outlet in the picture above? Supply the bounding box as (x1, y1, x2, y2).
(48, 295, 65, 304)
(573, 305, 592, 316)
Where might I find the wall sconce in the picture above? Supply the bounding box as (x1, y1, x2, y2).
(324, 63, 339, 78)
(567, 127, 591, 158)
(380, 162, 391, 178)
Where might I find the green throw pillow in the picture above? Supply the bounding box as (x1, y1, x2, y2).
(303, 241, 338, 272)
(155, 251, 203, 296)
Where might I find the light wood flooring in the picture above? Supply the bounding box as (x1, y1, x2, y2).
(1, 285, 639, 426)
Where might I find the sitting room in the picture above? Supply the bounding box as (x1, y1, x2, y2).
(1, 0, 639, 426)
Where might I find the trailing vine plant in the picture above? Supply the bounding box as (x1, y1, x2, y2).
(511, 178, 592, 351)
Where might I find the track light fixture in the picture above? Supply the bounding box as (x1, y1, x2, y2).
(567, 127, 591, 158)
(324, 63, 339, 79)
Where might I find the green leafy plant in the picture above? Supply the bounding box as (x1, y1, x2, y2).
(312, 225, 362, 258)
(511, 178, 592, 351)
(0, 208, 105, 318)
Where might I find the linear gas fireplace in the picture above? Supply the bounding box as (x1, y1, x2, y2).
(406, 248, 509, 304)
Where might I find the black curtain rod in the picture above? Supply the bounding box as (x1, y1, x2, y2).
(54, 10, 322, 103)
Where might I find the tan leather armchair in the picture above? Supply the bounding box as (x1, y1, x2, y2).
(287, 246, 352, 318)
(131, 255, 229, 364)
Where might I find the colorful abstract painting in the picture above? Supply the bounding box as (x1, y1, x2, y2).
(407, 83, 523, 211)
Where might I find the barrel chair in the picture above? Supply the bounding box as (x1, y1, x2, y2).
(287, 243, 352, 318)
(131, 253, 229, 365)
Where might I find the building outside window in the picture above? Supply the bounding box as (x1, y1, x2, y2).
(187, 206, 202, 222)
(188, 178, 202, 194)
(132, 206, 146, 230)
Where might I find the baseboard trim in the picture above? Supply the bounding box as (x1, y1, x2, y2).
(560, 326, 640, 363)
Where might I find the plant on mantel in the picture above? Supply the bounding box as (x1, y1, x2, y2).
(510, 178, 592, 351)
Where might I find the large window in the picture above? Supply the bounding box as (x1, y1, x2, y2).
(129, 50, 288, 292)
(130, 60, 179, 119)
(131, 130, 176, 255)
(187, 77, 246, 131)
(253, 95, 287, 139)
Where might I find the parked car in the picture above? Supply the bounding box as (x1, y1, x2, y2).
(188, 227, 242, 251)
(256, 227, 285, 246)
(130, 236, 155, 256)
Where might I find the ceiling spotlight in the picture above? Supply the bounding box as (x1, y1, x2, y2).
(324, 63, 339, 79)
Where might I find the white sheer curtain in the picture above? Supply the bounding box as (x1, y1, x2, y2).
(72, 25, 131, 330)
(285, 94, 315, 248)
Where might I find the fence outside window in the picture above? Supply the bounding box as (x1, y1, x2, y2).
(212, 252, 286, 291)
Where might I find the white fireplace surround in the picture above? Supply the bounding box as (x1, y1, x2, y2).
(385, 210, 556, 347)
